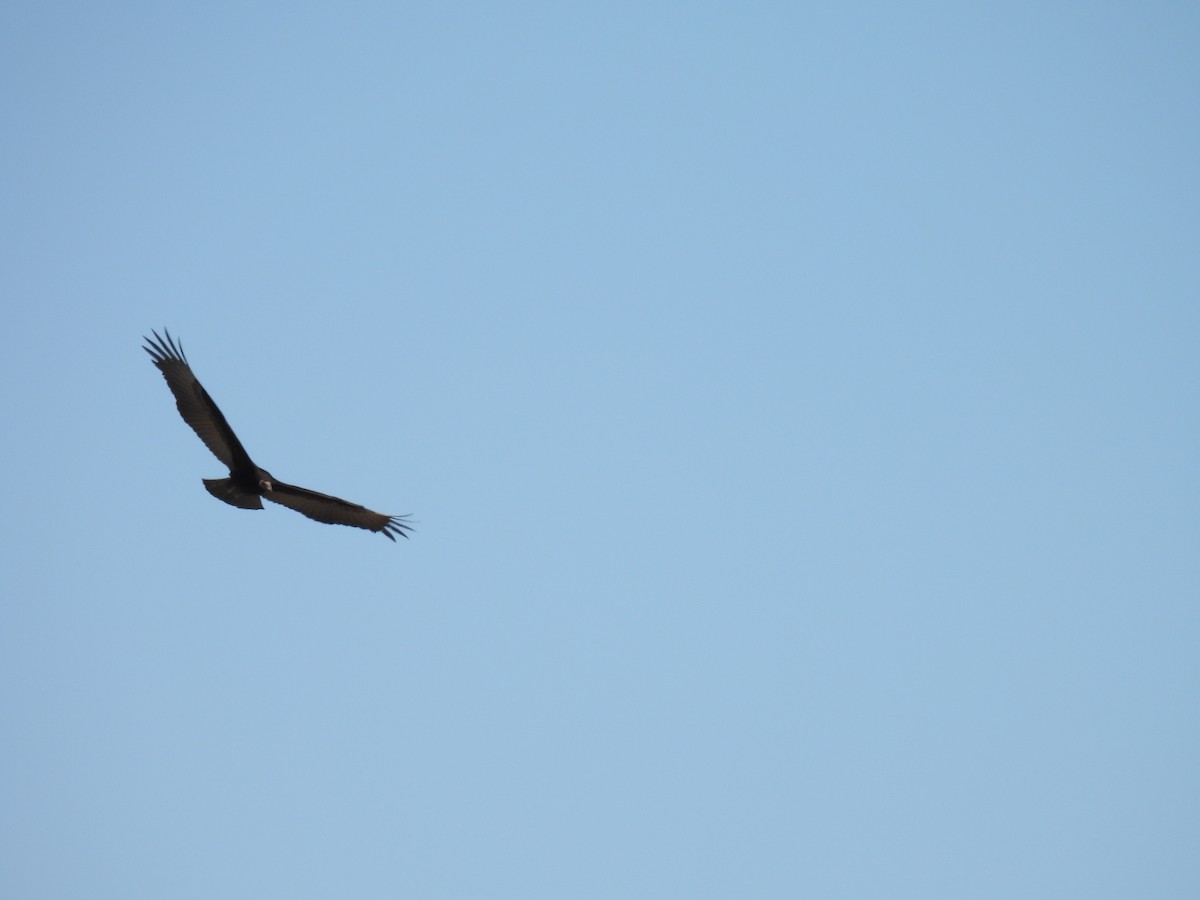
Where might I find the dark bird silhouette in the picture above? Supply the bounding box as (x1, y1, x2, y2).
(143, 329, 412, 541)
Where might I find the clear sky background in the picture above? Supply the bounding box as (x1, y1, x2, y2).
(2, 3, 1197, 897)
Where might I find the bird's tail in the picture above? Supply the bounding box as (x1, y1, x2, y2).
(203, 478, 263, 510)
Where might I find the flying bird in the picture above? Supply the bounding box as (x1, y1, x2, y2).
(144, 329, 412, 541)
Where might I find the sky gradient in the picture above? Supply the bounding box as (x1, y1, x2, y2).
(2, 3, 1197, 897)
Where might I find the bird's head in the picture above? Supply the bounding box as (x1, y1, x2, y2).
(256, 468, 275, 493)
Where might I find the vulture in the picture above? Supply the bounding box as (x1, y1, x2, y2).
(144, 329, 412, 541)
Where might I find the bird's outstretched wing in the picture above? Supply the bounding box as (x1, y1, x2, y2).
(143, 329, 255, 473)
(265, 481, 413, 541)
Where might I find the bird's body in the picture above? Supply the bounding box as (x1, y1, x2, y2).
(143, 329, 411, 541)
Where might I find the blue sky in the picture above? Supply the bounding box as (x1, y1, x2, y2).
(2, 3, 1197, 897)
